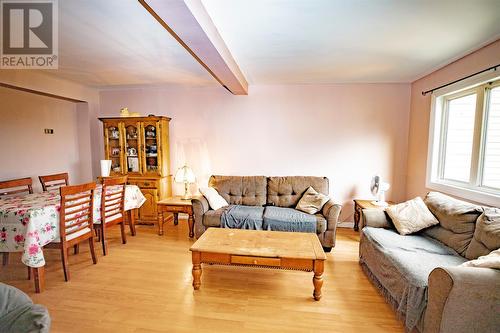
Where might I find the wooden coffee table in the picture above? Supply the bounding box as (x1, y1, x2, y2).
(189, 228, 327, 300)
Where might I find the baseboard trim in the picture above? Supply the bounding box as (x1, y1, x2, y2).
(337, 221, 354, 229)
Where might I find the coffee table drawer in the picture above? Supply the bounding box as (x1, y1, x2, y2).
(231, 255, 281, 267)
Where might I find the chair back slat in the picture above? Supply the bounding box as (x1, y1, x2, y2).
(101, 176, 127, 225)
(64, 209, 92, 224)
(64, 197, 92, 210)
(65, 223, 91, 237)
(0, 177, 33, 196)
(59, 182, 96, 241)
(39, 173, 69, 192)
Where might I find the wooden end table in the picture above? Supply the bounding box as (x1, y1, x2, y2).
(157, 196, 198, 238)
(190, 228, 326, 301)
(353, 199, 395, 231)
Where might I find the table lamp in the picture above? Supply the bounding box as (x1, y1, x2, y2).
(174, 165, 196, 200)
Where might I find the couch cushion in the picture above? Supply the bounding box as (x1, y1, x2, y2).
(220, 205, 264, 230)
(314, 214, 327, 233)
(267, 176, 328, 208)
(203, 207, 228, 227)
(263, 206, 323, 233)
(465, 207, 500, 259)
(209, 176, 267, 206)
(360, 227, 466, 331)
(423, 192, 482, 256)
(203, 206, 325, 233)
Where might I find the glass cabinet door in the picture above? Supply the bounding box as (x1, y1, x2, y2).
(142, 121, 161, 176)
(104, 122, 124, 175)
(124, 122, 142, 175)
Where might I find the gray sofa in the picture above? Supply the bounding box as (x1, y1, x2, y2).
(359, 191, 500, 333)
(192, 175, 342, 250)
(0, 282, 51, 333)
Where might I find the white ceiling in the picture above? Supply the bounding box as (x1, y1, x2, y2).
(201, 0, 500, 84)
(39, 0, 500, 87)
(42, 0, 215, 88)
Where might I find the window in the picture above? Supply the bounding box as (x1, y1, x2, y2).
(482, 86, 500, 189)
(442, 93, 476, 182)
(427, 76, 500, 206)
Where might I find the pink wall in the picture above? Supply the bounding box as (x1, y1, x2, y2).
(0, 70, 100, 179)
(406, 40, 500, 200)
(99, 84, 411, 222)
(0, 87, 85, 192)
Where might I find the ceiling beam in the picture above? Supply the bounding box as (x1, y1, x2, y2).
(139, 0, 248, 95)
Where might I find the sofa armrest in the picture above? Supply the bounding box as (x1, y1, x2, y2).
(191, 196, 210, 238)
(361, 208, 392, 229)
(321, 199, 342, 231)
(425, 266, 500, 333)
(0, 282, 51, 333)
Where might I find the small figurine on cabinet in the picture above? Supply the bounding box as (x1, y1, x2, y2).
(127, 147, 137, 156)
(111, 147, 120, 156)
(126, 129, 138, 139)
(145, 126, 156, 138)
(147, 157, 156, 166)
(110, 127, 120, 139)
(120, 107, 130, 117)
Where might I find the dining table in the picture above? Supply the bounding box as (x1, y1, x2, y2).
(0, 184, 146, 293)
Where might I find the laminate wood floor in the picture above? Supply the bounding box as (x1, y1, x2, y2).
(0, 222, 404, 333)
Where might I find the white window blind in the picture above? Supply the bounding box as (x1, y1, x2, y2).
(482, 86, 500, 189)
(443, 94, 476, 182)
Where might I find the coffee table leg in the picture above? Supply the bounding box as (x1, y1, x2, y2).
(192, 251, 202, 290)
(313, 260, 324, 301)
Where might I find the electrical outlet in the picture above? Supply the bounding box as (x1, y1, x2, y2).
(44, 129, 54, 134)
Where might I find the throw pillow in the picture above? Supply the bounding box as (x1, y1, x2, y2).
(465, 207, 500, 259)
(461, 248, 500, 269)
(386, 197, 439, 235)
(199, 187, 229, 210)
(295, 186, 329, 215)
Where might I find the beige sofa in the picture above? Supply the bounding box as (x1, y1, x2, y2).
(360, 192, 500, 333)
(191, 175, 342, 250)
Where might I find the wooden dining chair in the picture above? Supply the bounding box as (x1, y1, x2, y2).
(45, 182, 98, 281)
(95, 176, 127, 255)
(0, 177, 33, 266)
(0, 177, 33, 197)
(38, 173, 69, 192)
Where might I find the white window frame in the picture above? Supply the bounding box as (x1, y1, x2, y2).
(426, 70, 500, 206)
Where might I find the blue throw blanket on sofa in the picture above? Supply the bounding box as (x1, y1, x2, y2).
(221, 205, 264, 230)
(220, 205, 317, 233)
(263, 206, 317, 232)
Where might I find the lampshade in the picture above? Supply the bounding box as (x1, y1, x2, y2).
(174, 165, 195, 183)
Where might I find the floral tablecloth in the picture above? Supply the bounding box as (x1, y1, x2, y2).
(0, 185, 145, 268)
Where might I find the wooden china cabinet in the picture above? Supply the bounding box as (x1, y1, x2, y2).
(99, 116, 172, 224)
